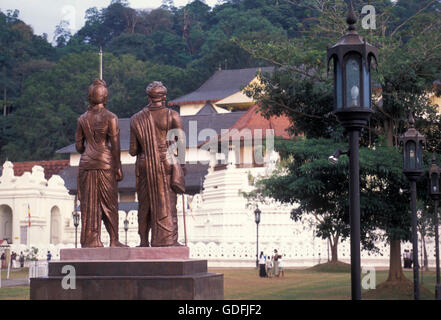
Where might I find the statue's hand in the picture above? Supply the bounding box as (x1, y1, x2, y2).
(181, 164, 187, 176)
(116, 168, 123, 182)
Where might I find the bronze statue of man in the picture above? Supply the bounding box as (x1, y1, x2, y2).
(130, 81, 185, 247)
(75, 79, 126, 248)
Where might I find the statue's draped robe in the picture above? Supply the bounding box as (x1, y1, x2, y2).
(130, 108, 178, 246)
(75, 108, 121, 247)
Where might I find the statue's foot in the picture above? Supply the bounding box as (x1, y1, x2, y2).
(137, 241, 150, 247)
(83, 240, 104, 248)
(151, 241, 185, 247)
(109, 240, 128, 247)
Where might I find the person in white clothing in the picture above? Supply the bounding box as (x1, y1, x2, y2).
(278, 255, 284, 277)
(266, 256, 273, 278)
(258, 251, 267, 277)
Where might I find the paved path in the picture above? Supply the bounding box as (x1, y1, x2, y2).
(0, 278, 29, 287)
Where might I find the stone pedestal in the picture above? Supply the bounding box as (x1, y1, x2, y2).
(30, 247, 223, 300)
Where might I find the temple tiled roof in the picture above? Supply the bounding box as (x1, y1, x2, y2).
(169, 67, 273, 106)
(228, 104, 292, 139)
(7, 160, 69, 180)
(56, 111, 246, 154)
(59, 163, 209, 196)
(201, 104, 292, 146)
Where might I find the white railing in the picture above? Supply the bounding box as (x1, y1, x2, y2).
(28, 261, 48, 279)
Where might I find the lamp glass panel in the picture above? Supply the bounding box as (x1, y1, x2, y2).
(335, 59, 343, 109)
(362, 59, 371, 108)
(417, 142, 423, 169)
(255, 210, 261, 224)
(432, 173, 438, 193)
(345, 55, 361, 107)
(407, 141, 416, 170)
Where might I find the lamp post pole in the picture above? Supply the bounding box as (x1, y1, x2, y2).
(349, 129, 361, 299)
(254, 207, 261, 268)
(256, 222, 259, 268)
(399, 113, 425, 300)
(428, 154, 441, 299)
(124, 212, 129, 246)
(326, 0, 378, 300)
(410, 179, 420, 299)
(435, 198, 441, 299)
(75, 223, 78, 248)
(72, 212, 79, 249)
(72, 194, 80, 248)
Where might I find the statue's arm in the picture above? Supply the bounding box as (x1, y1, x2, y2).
(108, 116, 123, 181)
(171, 111, 186, 173)
(75, 118, 85, 154)
(129, 118, 140, 157)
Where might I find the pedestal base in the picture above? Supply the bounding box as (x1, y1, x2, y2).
(30, 247, 223, 300)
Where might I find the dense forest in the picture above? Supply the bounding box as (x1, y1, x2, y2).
(0, 0, 437, 162)
(0, 0, 311, 161)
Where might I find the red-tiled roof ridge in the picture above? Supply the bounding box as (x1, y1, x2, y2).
(198, 105, 293, 147)
(228, 104, 292, 139)
(11, 160, 69, 180)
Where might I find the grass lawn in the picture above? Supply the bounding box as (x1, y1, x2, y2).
(1, 268, 29, 280)
(0, 264, 437, 300)
(0, 286, 29, 300)
(209, 265, 437, 300)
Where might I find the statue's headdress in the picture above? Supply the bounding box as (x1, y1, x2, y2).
(146, 81, 167, 103)
(88, 79, 108, 106)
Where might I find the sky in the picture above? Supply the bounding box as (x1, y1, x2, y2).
(0, 0, 220, 43)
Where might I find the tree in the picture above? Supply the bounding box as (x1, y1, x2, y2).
(0, 51, 194, 162)
(53, 20, 72, 48)
(247, 137, 414, 263)
(238, 0, 441, 282)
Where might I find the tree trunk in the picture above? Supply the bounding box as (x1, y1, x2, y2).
(423, 235, 429, 271)
(384, 118, 407, 282)
(3, 87, 6, 117)
(330, 235, 339, 263)
(384, 118, 394, 146)
(387, 239, 406, 282)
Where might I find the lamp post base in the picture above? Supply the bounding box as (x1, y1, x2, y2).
(436, 284, 441, 300)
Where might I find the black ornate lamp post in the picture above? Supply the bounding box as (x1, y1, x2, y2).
(72, 210, 80, 249)
(254, 206, 261, 268)
(428, 154, 441, 300)
(399, 113, 425, 300)
(72, 195, 80, 248)
(327, 0, 378, 300)
(124, 213, 129, 246)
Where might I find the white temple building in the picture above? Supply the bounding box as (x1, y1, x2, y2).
(0, 68, 437, 266)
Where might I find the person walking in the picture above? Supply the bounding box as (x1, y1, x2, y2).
(273, 249, 280, 277)
(266, 255, 273, 278)
(258, 251, 267, 277)
(19, 252, 25, 268)
(10, 251, 16, 268)
(278, 255, 284, 278)
(1, 252, 5, 269)
(47, 251, 52, 261)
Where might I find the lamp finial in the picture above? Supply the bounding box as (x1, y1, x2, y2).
(408, 112, 415, 128)
(346, 0, 357, 31)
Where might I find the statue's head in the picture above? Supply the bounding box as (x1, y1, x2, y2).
(88, 79, 108, 106)
(146, 81, 167, 104)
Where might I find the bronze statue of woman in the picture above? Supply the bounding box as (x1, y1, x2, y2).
(75, 79, 126, 247)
